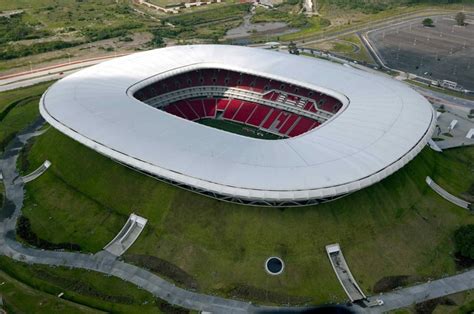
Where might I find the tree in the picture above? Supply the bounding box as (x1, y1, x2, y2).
(422, 18, 434, 27)
(454, 224, 474, 260)
(288, 41, 299, 55)
(455, 12, 466, 26)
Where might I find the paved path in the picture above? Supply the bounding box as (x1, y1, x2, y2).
(21, 160, 51, 183)
(426, 176, 471, 210)
(362, 269, 474, 313)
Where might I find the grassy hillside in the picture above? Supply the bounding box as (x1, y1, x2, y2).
(0, 82, 53, 152)
(22, 125, 474, 305)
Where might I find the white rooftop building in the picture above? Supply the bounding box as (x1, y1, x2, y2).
(40, 45, 435, 206)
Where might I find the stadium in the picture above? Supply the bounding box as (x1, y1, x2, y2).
(40, 45, 436, 206)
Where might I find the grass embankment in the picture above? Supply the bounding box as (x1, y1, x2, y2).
(0, 268, 102, 314)
(0, 81, 53, 152)
(22, 125, 474, 305)
(0, 257, 171, 314)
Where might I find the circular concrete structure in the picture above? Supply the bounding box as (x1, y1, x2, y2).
(40, 45, 436, 206)
(265, 257, 284, 275)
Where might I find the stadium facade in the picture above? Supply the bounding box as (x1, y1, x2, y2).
(40, 45, 436, 206)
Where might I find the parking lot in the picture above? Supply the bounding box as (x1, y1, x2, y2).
(368, 14, 474, 90)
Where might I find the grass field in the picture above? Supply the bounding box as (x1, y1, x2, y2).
(0, 269, 102, 314)
(0, 81, 53, 151)
(198, 118, 283, 139)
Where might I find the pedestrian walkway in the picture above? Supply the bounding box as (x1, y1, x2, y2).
(103, 213, 147, 256)
(426, 176, 471, 210)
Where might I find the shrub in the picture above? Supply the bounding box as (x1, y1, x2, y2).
(454, 224, 474, 260)
(422, 18, 434, 27)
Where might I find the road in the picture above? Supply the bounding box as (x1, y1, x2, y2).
(0, 55, 128, 92)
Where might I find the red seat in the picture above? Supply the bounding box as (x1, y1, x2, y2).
(262, 109, 281, 129)
(223, 99, 242, 119)
(164, 104, 186, 119)
(247, 105, 271, 127)
(202, 99, 217, 117)
(279, 114, 299, 134)
(216, 98, 230, 111)
(288, 117, 316, 137)
(187, 100, 206, 119)
(233, 101, 257, 123)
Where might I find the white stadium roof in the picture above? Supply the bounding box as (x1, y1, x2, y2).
(40, 45, 436, 206)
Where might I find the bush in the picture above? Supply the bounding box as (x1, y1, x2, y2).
(454, 224, 474, 260)
(0, 14, 50, 45)
(0, 40, 83, 60)
(81, 22, 142, 42)
(455, 12, 466, 26)
(422, 18, 434, 27)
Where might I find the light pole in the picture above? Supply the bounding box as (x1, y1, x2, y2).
(29, 61, 33, 73)
(67, 52, 71, 64)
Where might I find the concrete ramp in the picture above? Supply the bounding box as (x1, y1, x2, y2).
(104, 213, 147, 256)
(21, 160, 51, 183)
(326, 243, 366, 302)
(426, 177, 471, 210)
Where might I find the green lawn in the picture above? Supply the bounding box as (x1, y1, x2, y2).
(0, 82, 53, 151)
(22, 126, 474, 305)
(0, 269, 102, 314)
(198, 118, 283, 140)
(0, 257, 170, 313)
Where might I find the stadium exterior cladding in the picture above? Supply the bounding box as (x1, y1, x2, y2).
(40, 45, 436, 207)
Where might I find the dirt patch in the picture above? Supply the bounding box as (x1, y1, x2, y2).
(415, 296, 456, 314)
(123, 254, 198, 290)
(373, 275, 425, 293)
(224, 284, 311, 305)
(16, 215, 81, 251)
